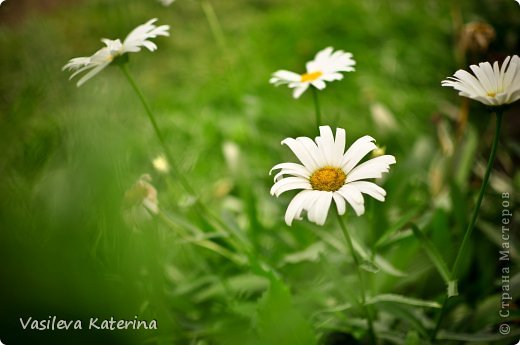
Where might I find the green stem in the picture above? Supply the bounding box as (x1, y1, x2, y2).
(311, 87, 322, 129)
(119, 64, 196, 197)
(451, 110, 503, 277)
(430, 296, 449, 342)
(200, 0, 227, 52)
(337, 213, 376, 345)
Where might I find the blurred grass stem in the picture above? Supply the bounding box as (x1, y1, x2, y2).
(200, 0, 227, 53)
(311, 87, 322, 128)
(337, 213, 376, 345)
(119, 64, 196, 197)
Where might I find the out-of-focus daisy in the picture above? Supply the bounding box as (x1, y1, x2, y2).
(270, 126, 395, 226)
(158, 0, 175, 5)
(441, 55, 520, 106)
(152, 154, 170, 174)
(269, 47, 355, 99)
(63, 18, 170, 87)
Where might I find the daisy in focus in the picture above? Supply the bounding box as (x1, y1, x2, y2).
(441, 55, 520, 106)
(63, 18, 170, 87)
(270, 126, 395, 226)
(269, 47, 356, 99)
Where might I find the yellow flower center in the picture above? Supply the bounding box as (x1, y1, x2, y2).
(310, 167, 346, 192)
(300, 71, 323, 82)
(487, 91, 496, 97)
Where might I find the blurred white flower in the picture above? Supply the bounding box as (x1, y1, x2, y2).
(152, 154, 170, 174)
(222, 141, 241, 174)
(269, 47, 355, 99)
(158, 0, 175, 5)
(63, 18, 170, 87)
(441, 55, 520, 106)
(270, 126, 395, 226)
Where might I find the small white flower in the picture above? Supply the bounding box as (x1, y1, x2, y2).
(269, 47, 356, 99)
(152, 154, 170, 174)
(270, 126, 396, 226)
(441, 55, 520, 106)
(63, 18, 170, 87)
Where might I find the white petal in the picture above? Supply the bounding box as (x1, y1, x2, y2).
(270, 177, 311, 197)
(348, 181, 387, 202)
(270, 70, 301, 84)
(332, 192, 346, 215)
(336, 185, 365, 216)
(281, 137, 319, 171)
(285, 190, 313, 226)
(341, 135, 377, 173)
(307, 191, 333, 226)
(293, 84, 309, 99)
(346, 155, 396, 183)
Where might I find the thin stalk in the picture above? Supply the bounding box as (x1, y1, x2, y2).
(430, 296, 449, 342)
(311, 87, 322, 128)
(337, 213, 376, 345)
(200, 0, 227, 52)
(451, 110, 503, 277)
(119, 64, 196, 197)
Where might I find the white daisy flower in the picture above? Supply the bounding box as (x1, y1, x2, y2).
(269, 47, 356, 99)
(270, 126, 396, 226)
(63, 18, 170, 87)
(441, 55, 520, 106)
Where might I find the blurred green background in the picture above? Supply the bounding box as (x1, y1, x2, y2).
(0, 0, 519, 344)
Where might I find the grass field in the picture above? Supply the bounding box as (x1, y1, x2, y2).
(0, 0, 519, 344)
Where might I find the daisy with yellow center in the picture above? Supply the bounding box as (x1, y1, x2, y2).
(270, 126, 396, 226)
(63, 18, 170, 87)
(269, 47, 356, 99)
(441, 55, 520, 106)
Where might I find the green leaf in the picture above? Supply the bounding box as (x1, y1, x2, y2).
(367, 294, 441, 308)
(255, 277, 317, 345)
(404, 331, 421, 345)
(375, 207, 423, 249)
(282, 242, 325, 265)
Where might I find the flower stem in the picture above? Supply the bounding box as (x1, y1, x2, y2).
(311, 87, 322, 129)
(451, 110, 503, 277)
(337, 213, 376, 345)
(200, 0, 227, 52)
(119, 64, 197, 197)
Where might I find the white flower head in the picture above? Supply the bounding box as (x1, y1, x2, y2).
(269, 47, 356, 99)
(63, 18, 170, 87)
(441, 55, 520, 106)
(270, 126, 396, 226)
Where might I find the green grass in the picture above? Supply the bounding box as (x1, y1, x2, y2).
(0, 0, 519, 344)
